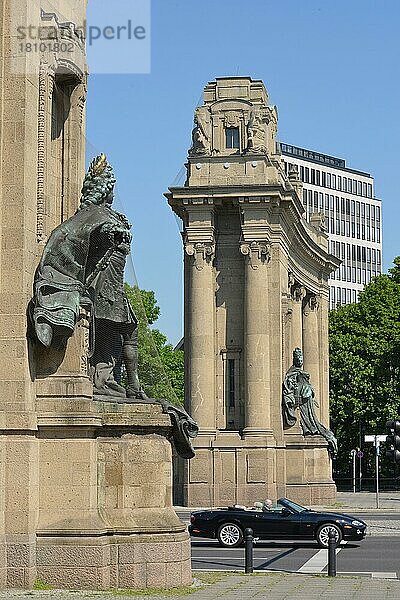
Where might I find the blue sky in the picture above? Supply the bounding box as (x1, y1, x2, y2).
(86, 0, 400, 344)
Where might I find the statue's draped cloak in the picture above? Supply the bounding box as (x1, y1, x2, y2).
(31, 204, 134, 337)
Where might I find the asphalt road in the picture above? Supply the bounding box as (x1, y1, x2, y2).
(191, 535, 400, 578)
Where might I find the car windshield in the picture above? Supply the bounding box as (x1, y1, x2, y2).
(278, 498, 308, 513)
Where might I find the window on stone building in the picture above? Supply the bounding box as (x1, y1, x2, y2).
(222, 350, 241, 430)
(227, 359, 235, 409)
(225, 127, 240, 149)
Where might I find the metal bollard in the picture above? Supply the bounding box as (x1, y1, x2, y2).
(327, 530, 337, 577)
(244, 527, 254, 574)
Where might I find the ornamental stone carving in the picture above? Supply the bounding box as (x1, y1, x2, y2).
(240, 240, 271, 269)
(288, 163, 300, 182)
(310, 211, 327, 232)
(304, 293, 320, 314)
(245, 108, 267, 154)
(185, 241, 215, 270)
(288, 271, 296, 291)
(189, 107, 211, 156)
(292, 284, 306, 303)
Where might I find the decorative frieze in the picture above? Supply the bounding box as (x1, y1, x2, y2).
(37, 62, 55, 244)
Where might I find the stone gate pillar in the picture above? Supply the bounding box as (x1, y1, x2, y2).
(240, 240, 271, 435)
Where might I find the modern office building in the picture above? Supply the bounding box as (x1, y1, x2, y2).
(280, 144, 382, 309)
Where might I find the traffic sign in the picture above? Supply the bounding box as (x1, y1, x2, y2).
(364, 435, 386, 443)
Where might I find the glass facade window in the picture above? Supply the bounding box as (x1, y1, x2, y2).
(363, 182, 367, 197)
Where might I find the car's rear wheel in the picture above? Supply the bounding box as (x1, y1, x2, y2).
(316, 523, 342, 548)
(217, 522, 243, 548)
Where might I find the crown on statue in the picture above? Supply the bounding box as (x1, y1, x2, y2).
(90, 153, 108, 177)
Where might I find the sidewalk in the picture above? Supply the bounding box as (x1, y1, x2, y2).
(334, 491, 400, 511)
(175, 491, 400, 515)
(1, 572, 400, 600)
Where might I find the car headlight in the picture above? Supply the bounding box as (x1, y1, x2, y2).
(351, 520, 364, 527)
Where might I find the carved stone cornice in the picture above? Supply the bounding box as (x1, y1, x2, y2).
(240, 240, 271, 269)
(185, 241, 215, 270)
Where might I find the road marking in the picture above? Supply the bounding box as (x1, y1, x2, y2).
(298, 542, 347, 573)
(192, 554, 278, 561)
(372, 572, 397, 579)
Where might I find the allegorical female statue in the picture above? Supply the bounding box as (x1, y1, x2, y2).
(283, 348, 337, 457)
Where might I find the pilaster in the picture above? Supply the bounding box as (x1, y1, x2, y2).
(291, 284, 306, 350)
(302, 293, 321, 418)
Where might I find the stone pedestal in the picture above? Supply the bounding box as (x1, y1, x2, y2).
(33, 401, 191, 590)
(0, 398, 191, 590)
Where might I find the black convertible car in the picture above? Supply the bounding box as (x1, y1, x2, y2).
(189, 498, 367, 548)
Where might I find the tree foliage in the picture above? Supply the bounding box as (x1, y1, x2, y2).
(329, 258, 400, 476)
(124, 283, 184, 405)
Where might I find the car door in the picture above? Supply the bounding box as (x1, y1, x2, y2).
(256, 508, 301, 539)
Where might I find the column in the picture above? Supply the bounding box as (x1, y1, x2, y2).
(291, 284, 306, 351)
(241, 241, 271, 435)
(302, 293, 320, 417)
(318, 294, 330, 426)
(185, 240, 216, 433)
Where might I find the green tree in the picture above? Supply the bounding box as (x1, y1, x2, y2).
(329, 258, 400, 477)
(124, 283, 184, 405)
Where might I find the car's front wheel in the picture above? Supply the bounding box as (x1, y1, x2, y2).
(217, 522, 243, 548)
(316, 523, 342, 548)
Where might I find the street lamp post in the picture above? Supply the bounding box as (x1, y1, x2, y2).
(350, 449, 356, 493)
